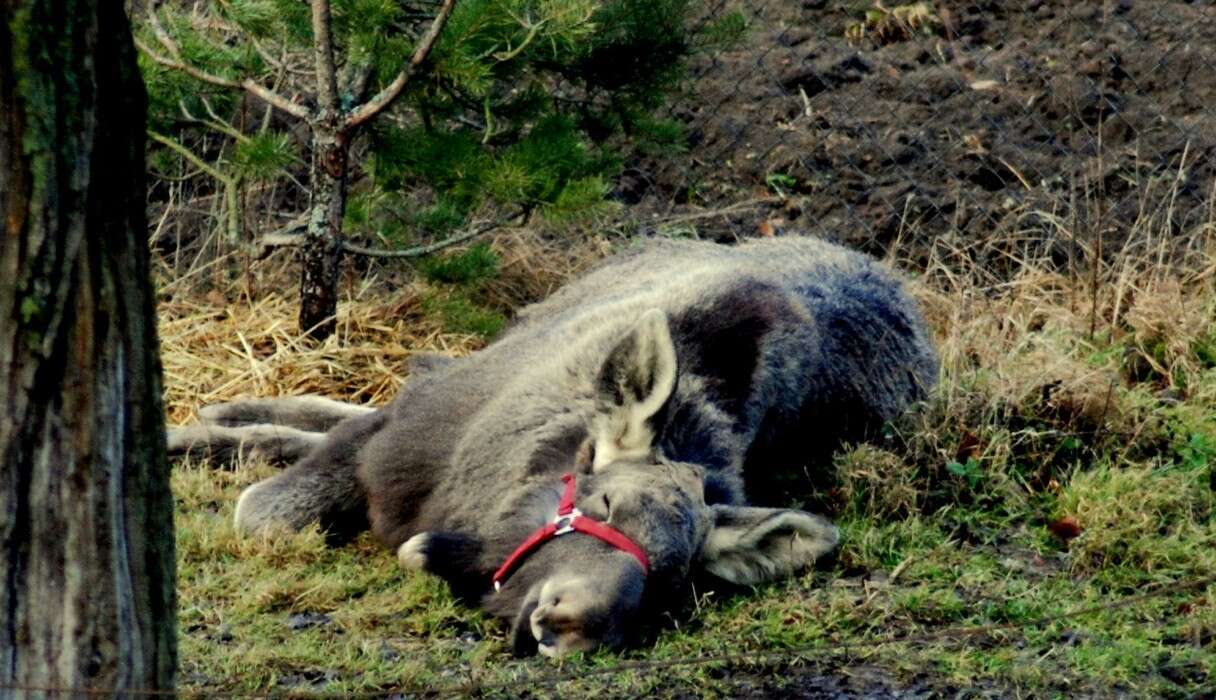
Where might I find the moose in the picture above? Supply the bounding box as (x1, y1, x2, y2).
(170, 236, 938, 656)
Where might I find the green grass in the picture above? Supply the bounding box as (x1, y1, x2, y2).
(174, 368, 1215, 697)
(172, 254, 1216, 697)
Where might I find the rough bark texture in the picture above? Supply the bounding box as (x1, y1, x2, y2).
(0, 0, 176, 694)
(299, 127, 347, 341)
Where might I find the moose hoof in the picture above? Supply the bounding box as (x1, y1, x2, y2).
(397, 534, 431, 570)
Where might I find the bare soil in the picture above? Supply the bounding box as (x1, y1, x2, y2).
(629, 0, 1216, 261)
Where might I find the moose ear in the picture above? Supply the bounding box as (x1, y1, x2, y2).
(592, 309, 678, 468)
(698, 505, 840, 585)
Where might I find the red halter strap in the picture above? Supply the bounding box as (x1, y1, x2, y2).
(491, 473, 650, 591)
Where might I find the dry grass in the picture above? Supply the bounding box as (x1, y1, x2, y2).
(160, 194, 1216, 695)
(158, 286, 481, 424)
(483, 228, 613, 310)
(158, 228, 616, 424)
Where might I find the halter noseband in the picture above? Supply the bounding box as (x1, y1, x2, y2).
(491, 473, 650, 591)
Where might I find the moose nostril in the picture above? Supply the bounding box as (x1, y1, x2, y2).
(537, 642, 559, 658)
(530, 609, 556, 650)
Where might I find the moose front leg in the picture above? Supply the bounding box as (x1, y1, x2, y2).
(398, 532, 487, 601)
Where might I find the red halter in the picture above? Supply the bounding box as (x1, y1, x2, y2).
(491, 473, 650, 591)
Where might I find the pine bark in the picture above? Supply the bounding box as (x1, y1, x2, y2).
(0, 0, 177, 694)
(299, 126, 347, 341)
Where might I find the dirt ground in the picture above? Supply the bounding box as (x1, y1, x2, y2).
(628, 0, 1216, 262)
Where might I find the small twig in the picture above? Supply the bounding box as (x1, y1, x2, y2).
(889, 555, 914, 584)
(199, 96, 251, 142)
(148, 130, 243, 244)
(997, 156, 1032, 190)
(147, 130, 228, 183)
(344, 0, 457, 130)
(250, 35, 312, 78)
(493, 16, 545, 62)
(652, 197, 779, 226)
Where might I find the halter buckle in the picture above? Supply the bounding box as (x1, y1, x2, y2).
(553, 508, 582, 535)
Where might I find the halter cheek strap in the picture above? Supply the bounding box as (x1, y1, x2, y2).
(491, 473, 650, 591)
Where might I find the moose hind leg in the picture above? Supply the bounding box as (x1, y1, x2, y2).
(199, 396, 375, 432)
(233, 409, 386, 539)
(167, 423, 325, 467)
(234, 466, 365, 538)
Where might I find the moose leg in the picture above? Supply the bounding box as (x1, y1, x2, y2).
(198, 395, 375, 432)
(167, 423, 326, 467)
(397, 532, 487, 602)
(234, 409, 387, 540)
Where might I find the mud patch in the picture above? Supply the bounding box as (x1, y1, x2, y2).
(635, 1, 1216, 264)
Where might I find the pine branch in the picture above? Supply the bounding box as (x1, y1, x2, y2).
(343, 0, 457, 130)
(341, 218, 500, 258)
(259, 209, 529, 259)
(138, 8, 311, 120)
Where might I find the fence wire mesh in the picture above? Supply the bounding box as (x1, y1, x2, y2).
(632, 1, 1216, 271)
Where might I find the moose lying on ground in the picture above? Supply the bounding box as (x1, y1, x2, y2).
(170, 236, 937, 657)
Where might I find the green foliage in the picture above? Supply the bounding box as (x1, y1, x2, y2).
(421, 291, 506, 338)
(1055, 463, 1214, 579)
(765, 172, 798, 194)
(410, 197, 470, 236)
(1196, 327, 1216, 368)
(139, 0, 714, 257)
(416, 244, 506, 337)
(219, 0, 278, 37)
(1175, 431, 1215, 472)
(419, 243, 500, 285)
(234, 132, 297, 180)
(632, 116, 688, 157)
(696, 9, 748, 49)
(542, 175, 618, 224)
(945, 456, 984, 489)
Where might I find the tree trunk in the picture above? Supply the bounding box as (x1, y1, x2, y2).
(0, 0, 176, 695)
(299, 127, 348, 341)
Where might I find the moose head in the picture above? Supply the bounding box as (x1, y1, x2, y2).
(394, 311, 840, 656)
(397, 460, 839, 656)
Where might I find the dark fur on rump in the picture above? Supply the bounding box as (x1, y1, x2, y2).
(169, 237, 937, 655)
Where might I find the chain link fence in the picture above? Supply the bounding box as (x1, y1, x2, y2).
(627, 1, 1216, 271)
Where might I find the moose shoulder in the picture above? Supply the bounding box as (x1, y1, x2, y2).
(170, 236, 937, 656)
